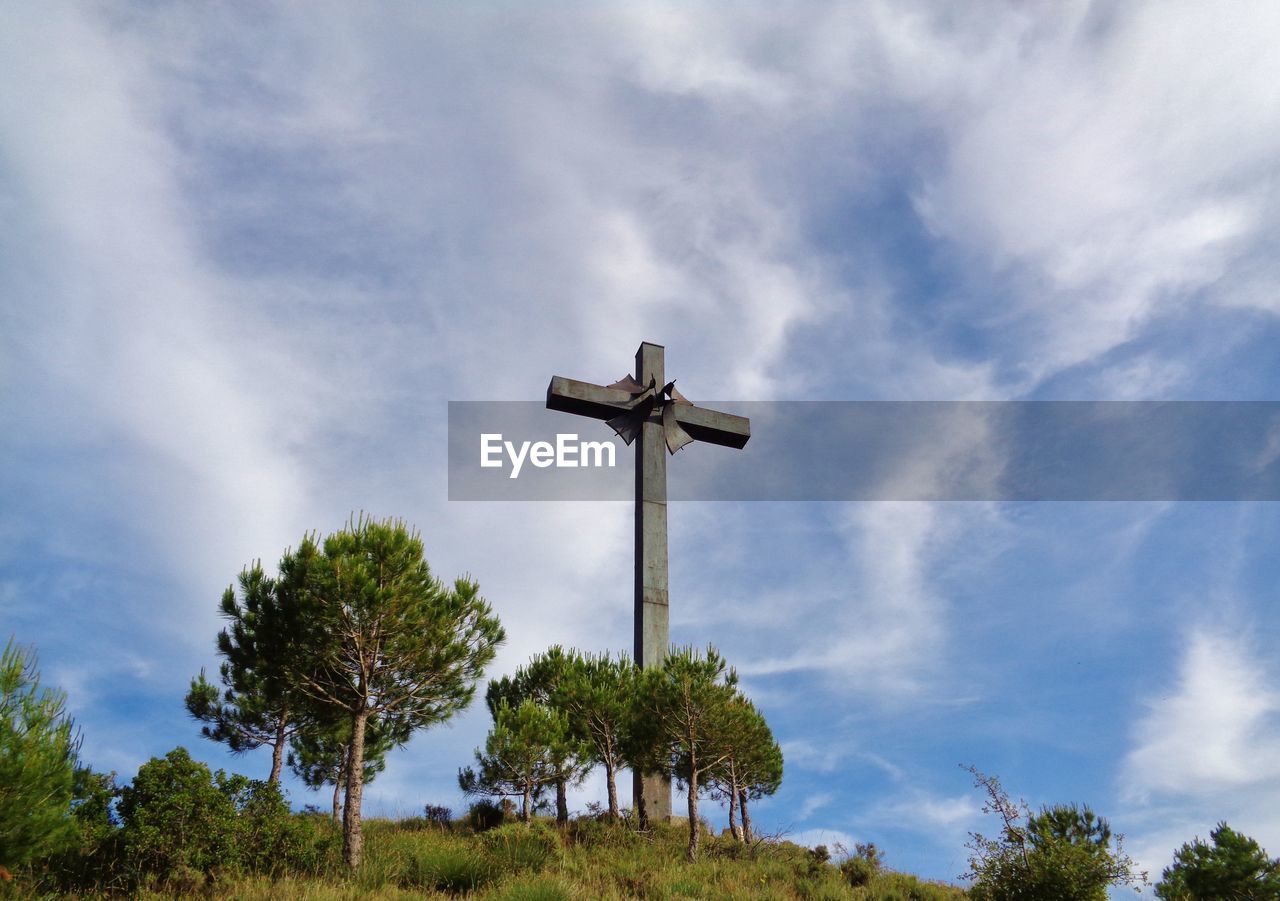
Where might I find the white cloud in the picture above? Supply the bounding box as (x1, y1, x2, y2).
(798, 791, 835, 820)
(1124, 628, 1280, 797)
(912, 0, 1280, 385)
(1121, 625, 1280, 878)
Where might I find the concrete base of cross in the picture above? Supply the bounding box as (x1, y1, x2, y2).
(635, 771, 672, 823)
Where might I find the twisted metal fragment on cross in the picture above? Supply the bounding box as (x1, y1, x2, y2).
(603, 374, 695, 453)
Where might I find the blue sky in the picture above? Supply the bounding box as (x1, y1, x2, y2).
(4, 2, 1280, 890)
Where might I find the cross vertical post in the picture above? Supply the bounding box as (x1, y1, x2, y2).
(633, 341, 672, 821)
(546, 340, 750, 825)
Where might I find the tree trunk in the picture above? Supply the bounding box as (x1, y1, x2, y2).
(636, 770, 649, 830)
(269, 717, 287, 784)
(605, 762, 619, 819)
(521, 785, 531, 822)
(342, 710, 368, 869)
(686, 767, 700, 861)
(331, 779, 341, 825)
(556, 779, 569, 823)
(739, 790, 752, 843)
(728, 785, 742, 842)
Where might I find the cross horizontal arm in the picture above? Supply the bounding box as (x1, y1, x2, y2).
(547, 374, 750, 449)
(671, 405, 750, 449)
(546, 376, 636, 421)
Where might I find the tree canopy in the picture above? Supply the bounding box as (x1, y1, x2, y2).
(0, 638, 80, 871)
(280, 515, 505, 869)
(637, 645, 741, 860)
(459, 698, 590, 821)
(964, 766, 1145, 901)
(185, 561, 308, 784)
(1156, 822, 1280, 900)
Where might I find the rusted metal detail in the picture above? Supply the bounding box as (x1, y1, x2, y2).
(661, 401, 695, 453)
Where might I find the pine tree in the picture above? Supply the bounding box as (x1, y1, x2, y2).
(458, 699, 589, 821)
(486, 646, 584, 822)
(0, 638, 80, 872)
(557, 651, 635, 820)
(282, 515, 505, 869)
(287, 711, 411, 824)
(186, 561, 308, 783)
(1156, 822, 1280, 900)
(639, 645, 740, 860)
(706, 696, 781, 842)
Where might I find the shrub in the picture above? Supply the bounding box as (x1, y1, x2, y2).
(843, 855, 878, 887)
(963, 766, 1145, 901)
(37, 767, 125, 892)
(403, 841, 494, 893)
(468, 798, 508, 832)
(480, 821, 561, 876)
(115, 747, 334, 886)
(842, 842, 884, 887)
(117, 747, 240, 882)
(425, 803, 453, 828)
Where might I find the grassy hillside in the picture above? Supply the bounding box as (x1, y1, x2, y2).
(72, 815, 968, 900)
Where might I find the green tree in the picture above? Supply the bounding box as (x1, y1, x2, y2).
(1156, 821, 1280, 900)
(557, 651, 635, 820)
(283, 515, 505, 869)
(639, 645, 740, 860)
(0, 637, 80, 872)
(186, 561, 309, 784)
(706, 695, 782, 842)
(288, 710, 410, 824)
(486, 647, 585, 823)
(964, 766, 1145, 901)
(459, 699, 590, 821)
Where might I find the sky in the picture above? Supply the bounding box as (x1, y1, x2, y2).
(4, 1, 1280, 891)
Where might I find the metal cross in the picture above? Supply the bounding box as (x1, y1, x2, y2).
(546, 341, 750, 821)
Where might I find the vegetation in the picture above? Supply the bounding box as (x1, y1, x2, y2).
(459, 699, 590, 821)
(8, 511, 1266, 897)
(0, 638, 80, 871)
(706, 695, 782, 842)
(288, 709, 412, 824)
(963, 766, 1145, 900)
(485, 648, 590, 823)
(1155, 821, 1280, 900)
(636, 645, 744, 861)
(215, 517, 504, 870)
(185, 561, 312, 785)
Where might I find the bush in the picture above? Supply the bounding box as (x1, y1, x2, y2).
(963, 767, 1145, 901)
(425, 803, 453, 828)
(468, 798, 509, 832)
(402, 840, 494, 893)
(480, 821, 561, 876)
(842, 842, 884, 887)
(843, 855, 879, 887)
(117, 747, 240, 883)
(37, 767, 126, 892)
(115, 747, 334, 887)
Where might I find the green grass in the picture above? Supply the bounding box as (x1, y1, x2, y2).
(31, 816, 969, 898)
